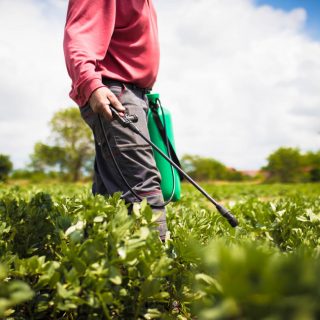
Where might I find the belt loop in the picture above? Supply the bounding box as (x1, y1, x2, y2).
(118, 83, 127, 99)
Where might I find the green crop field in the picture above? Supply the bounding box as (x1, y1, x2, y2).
(0, 182, 319, 319)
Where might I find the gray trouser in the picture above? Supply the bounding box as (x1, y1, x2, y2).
(80, 80, 167, 239)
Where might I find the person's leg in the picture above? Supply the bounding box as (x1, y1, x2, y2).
(92, 158, 108, 195)
(80, 82, 167, 240)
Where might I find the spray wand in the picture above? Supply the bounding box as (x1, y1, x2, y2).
(108, 106, 239, 228)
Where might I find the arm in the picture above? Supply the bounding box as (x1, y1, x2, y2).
(63, 0, 124, 119)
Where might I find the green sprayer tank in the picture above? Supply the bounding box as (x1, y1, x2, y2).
(147, 93, 181, 201)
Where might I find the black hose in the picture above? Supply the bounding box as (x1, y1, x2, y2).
(97, 105, 174, 209)
(108, 106, 239, 228)
(152, 98, 176, 204)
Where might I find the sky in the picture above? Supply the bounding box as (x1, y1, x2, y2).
(255, 0, 320, 38)
(0, 0, 319, 171)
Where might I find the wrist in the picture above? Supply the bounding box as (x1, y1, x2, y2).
(84, 78, 105, 104)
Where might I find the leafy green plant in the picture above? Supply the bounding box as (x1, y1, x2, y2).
(0, 263, 34, 318)
(0, 183, 319, 319)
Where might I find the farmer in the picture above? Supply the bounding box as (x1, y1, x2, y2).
(63, 0, 167, 240)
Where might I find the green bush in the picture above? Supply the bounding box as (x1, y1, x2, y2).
(0, 183, 319, 319)
(0, 154, 13, 182)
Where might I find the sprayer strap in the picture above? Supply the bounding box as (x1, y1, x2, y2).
(150, 107, 184, 181)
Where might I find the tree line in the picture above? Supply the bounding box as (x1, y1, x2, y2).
(0, 107, 319, 183)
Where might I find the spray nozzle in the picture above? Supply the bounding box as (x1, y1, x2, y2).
(110, 106, 138, 127)
(126, 114, 138, 123)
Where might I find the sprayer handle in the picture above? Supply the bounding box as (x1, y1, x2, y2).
(215, 204, 239, 227)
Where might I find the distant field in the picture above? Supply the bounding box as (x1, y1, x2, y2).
(0, 182, 319, 319)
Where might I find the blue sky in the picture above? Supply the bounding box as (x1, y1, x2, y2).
(256, 0, 320, 38)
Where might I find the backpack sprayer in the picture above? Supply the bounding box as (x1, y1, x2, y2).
(101, 94, 238, 228)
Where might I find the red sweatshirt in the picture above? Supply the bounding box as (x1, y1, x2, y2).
(63, 0, 160, 107)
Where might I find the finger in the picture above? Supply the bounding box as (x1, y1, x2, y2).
(101, 104, 113, 121)
(107, 92, 125, 112)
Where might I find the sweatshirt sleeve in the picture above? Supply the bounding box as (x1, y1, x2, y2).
(63, 0, 116, 107)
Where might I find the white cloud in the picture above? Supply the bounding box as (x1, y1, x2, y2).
(0, 0, 319, 170)
(154, 0, 320, 169)
(0, 0, 71, 168)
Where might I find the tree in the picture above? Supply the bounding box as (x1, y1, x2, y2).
(181, 154, 246, 181)
(263, 147, 303, 183)
(302, 150, 320, 182)
(30, 143, 67, 172)
(30, 107, 94, 181)
(0, 154, 13, 181)
(181, 154, 226, 180)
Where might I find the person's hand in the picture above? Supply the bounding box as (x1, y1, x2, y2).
(89, 86, 125, 121)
